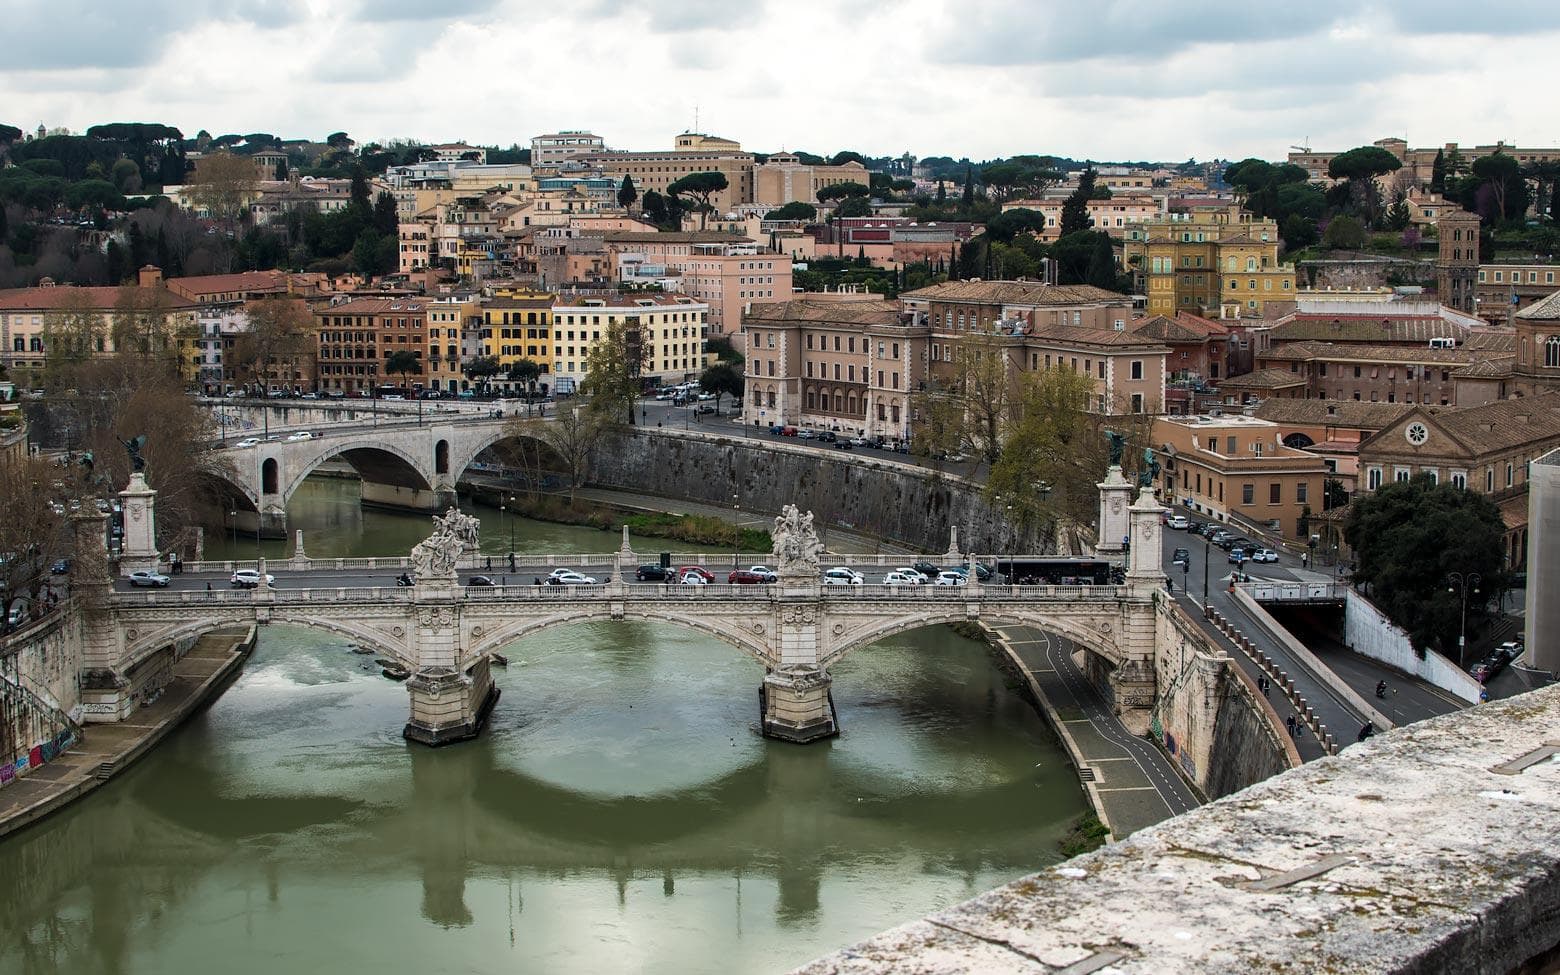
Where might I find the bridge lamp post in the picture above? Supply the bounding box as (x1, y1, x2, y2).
(732, 494, 740, 567)
(1202, 535, 1211, 605)
(230, 509, 237, 551)
(507, 495, 516, 556)
(1448, 571, 1482, 667)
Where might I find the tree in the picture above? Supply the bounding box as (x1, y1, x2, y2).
(1430, 149, 1446, 194)
(582, 318, 650, 425)
(463, 354, 501, 391)
(616, 175, 637, 209)
(908, 378, 966, 469)
(1344, 474, 1508, 659)
(1061, 166, 1097, 236)
(110, 284, 184, 366)
(954, 330, 1014, 462)
(1084, 232, 1118, 290)
(349, 167, 372, 213)
(41, 289, 105, 384)
(765, 201, 816, 222)
(1327, 146, 1402, 226)
(0, 455, 73, 606)
(666, 171, 728, 229)
(110, 158, 142, 194)
(326, 131, 353, 151)
(183, 150, 258, 222)
(507, 357, 542, 397)
(233, 297, 312, 394)
(985, 365, 1103, 538)
(385, 349, 422, 390)
(372, 190, 399, 237)
(641, 189, 669, 228)
(1322, 215, 1367, 250)
(532, 402, 599, 506)
(835, 196, 873, 219)
(1471, 152, 1528, 224)
(698, 361, 744, 413)
(815, 181, 870, 203)
(1281, 214, 1318, 250)
(704, 334, 744, 366)
(1383, 195, 1411, 232)
(962, 166, 974, 206)
(829, 150, 867, 167)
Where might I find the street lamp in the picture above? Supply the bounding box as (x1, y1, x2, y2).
(1202, 534, 1211, 605)
(732, 493, 740, 567)
(230, 509, 237, 551)
(507, 495, 516, 556)
(1448, 571, 1482, 667)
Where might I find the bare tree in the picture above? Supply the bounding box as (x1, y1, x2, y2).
(955, 330, 1017, 462)
(183, 151, 259, 223)
(40, 290, 105, 387)
(529, 403, 600, 506)
(233, 297, 313, 394)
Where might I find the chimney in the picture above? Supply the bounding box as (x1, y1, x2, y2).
(138, 265, 163, 288)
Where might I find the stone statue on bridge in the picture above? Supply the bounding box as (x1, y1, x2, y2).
(410, 507, 481, 581)
(772, 504, 823, 578)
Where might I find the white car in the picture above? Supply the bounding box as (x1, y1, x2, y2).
(285, 431, 314, 442)
(548, 570, 598, 585)
(896, 567, 930, 584)
(822, 567, 864, 586)
(882, 571, 919, 586)
(1167, 515, 1189, 530)
(233, 438, 260, 448)
(1252, 548, 1279, 563)
(746, 565, 779, 582)
(230, 569, 275, 588)
(128, 570, 170, 588)
(680, 571, 710, 585)
(933, 571, 967, 586)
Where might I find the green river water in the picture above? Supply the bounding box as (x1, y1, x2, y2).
(0, 477, 1085, 975)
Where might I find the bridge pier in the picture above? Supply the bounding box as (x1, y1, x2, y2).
(229, 507, 287, 540)
(360, 480, 455, 515)
(403, 658, 499, 747)
(761, 666, 837, 743)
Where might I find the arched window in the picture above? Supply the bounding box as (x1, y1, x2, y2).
(434, 439, 449, 475)
(1546, 335, 1560, 369)
(262, 458, 279, 495)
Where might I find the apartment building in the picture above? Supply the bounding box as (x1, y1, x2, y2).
(901, 280, 1135, 333)
(1511, 290, 1560, 398)
(1250, 399, 1413, 493)
(1287, 136, 1560, 189)
(1129, 312, 1231, 381)
(1253, 341, 1511, 406)
(593, 232, 791, 334)
(579, 132, 754, 213)
(530, 131, 606, 168)
(313, 297, 428, 395)
(998, 194, 1163, 240)
(1154, 413, 1329, 541)
(0, 280, 201, 387)
(550, 292, 709, 387)
(1121, 200, 1295, 317)
(753, 153, 870, 207)
(480, 292, 555, 374)
(1475, 263, 1560, 320)
(426, 295, 481, 393)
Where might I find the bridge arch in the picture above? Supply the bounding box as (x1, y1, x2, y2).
(274, 438, 438, 507)
(122, 614, 413, 673)
(823, 610, 1122, 670)
(466, 608, 774, 668)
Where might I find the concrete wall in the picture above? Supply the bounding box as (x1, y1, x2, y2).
(587, 428, 1069, 555)
(1344, 590, 1483, 703)
(1527, 447, 1560, 676)
(796, 683, 1560, 975)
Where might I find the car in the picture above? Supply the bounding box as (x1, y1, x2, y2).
(883, 571, 920, 585)
(547, 570, 598, 585)
(233, 438, 260, 448)
(1227, 548, 1247, 564)
(1167, 515, 1189, 530)
(465, 575, 496, 587)
(728, 569, 772, 584)
(849, 437, 872, 448)
(946, 563, 995, 582)
(1496, 641, 1524, 665)
(680, 571, 710, 585)
(299, 392, 320, 400)
(94, 498, 110, 513)
(230, 569, 275, 588)
(696, 391, 715, 401)
(285, 431, 314, 442)
(1171, 548, 1190, 566)
(678, 566, 716, 583)
(655, 389, 676, 401)
(822, 567, 864, 585)
(933, 571, 967, 586)
(1216, 535, 1241, 551)
(746, 565, 779, 582)
(911, 561, 942, 579)
(1187, 521, 1207, 536)
(816, 431, 837, 443)
(796, 429, 816, 440)
(129, 570, 171, 588)
(50, 558, 70, 574)
(897, 567, 930, 584)
(694, 404, 716, 415)
(834, 440, 854, 450)
(1252, 548, 1279, 563)
(1471, 651, 1509, 683)
(636, 564, 672, 582)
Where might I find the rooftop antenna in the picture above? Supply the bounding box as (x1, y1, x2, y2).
(694, 104, 700, 134)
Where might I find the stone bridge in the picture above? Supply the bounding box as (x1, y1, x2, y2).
(208, 411, 516, 537)
(86, 490, 1173, 749)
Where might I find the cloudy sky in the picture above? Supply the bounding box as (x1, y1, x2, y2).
(5, 0, 1560, 163)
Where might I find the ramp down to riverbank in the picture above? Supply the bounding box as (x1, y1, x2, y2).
(0, 625, 255, 840)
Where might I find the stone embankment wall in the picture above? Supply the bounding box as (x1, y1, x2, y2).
(1150, 598, 1298, 799)
(1344, 590, 1483, 703)
(796, 684, 1560, 975)
(587, 428, 1071, 555)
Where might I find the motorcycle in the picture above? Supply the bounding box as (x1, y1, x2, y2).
(395, 573, 414, 587)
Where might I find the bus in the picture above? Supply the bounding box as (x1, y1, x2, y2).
(994, 558, 1122, 586)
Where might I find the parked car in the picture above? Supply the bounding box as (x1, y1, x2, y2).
(822, 567, 864, 585)
(946, 562, 995, 581)
(1167, 515, 1189, 530)
(745, 565, 778, 582)
(1496, 641, 1525, 665)
(678, 566, 716, 583)
(1187, 521, 1207, 536)
(465, 575, 496, 587)
(882, 571, 919, 585)
(233, 438, 260, 448)
(285, 431, 314, 442)
(230, 569, 275, 588)
(129, 570, 171, 588)
(1471, 651, 1509, 683)
(849, 437, 872, 447)
(547, 570, 598, 585)
(694, 404, 716, 415)
(1171, 548, 1190, 566)
(796, 429, 816, 440)
(1252, 548, 1279, 563)
(911, 561, 942, 579)
(680, 571, 710, 585)
(933, 571, 967, 586)
(636, 564, 672, 582)
(728, 568, 772, 584)
(897, 567, 930, 585)
(1227, 548, 1248, 565)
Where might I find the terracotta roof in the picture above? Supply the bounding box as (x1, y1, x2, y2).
(1267, 315, 1466, 344)
(1218, 368, 1306, 389)
(1174, 311, 1231, 335)
(1515, 289, 1560, 321)
(318, 298, 428, 315)
(1025, 323, 1165, 349)
(164, 270, 291, 297)
(744, 299, 901, 326)
(1260, 341, 1492, 364)
(900, 280, 1127, 306)
(590, 231, 754, 244)
(1448, 356, 1515, 379)
(1498, 493, 1528, 531)
(1130, 315, 1223, 343)
(0, 284, 198, 311)
(1252, 399, 1413, 430)
(1463, 331, 1518, 353)
(1371, 392, 1560, 458)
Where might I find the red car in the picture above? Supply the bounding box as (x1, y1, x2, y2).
(728, 569, 770, 584)
(679, 566, 716, 583)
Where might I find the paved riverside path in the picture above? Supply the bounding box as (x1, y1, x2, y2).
(0, 625, 253, 839)
(990, 623, 1200, 839)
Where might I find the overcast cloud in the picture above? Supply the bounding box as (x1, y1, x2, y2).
(3, 0, 1557, 162)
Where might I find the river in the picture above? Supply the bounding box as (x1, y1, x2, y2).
(0, 477, 1086, 975)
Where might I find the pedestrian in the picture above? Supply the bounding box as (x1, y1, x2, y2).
(205, 581, 212, 592)
(533, 576, 540, 586)
(1357, 721, 1375, 742)
(486, 556, 492, 570)
(509, 553, 516, 572)
(1375, 679, 1387, 699)
(1285, 714, 1297, 737)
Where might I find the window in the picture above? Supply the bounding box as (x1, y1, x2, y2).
(1269, 483, 1281, 504)
(1451, 471, 1467, 489)
(1395, 468, 1411, 483)
(1547, 336, 1560, 369)
(1487, 467, 1495, 491)
(1130, 360, 1143, 380)
(1242, 483, 1254, 505)
(1507, 462, 1515, 487)
(1296, 482, 1309, 504)
(1368, 467, 1383, 491)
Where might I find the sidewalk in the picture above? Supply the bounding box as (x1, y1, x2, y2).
(0, 625, 254, 840)
(988, 623, 1201, 840)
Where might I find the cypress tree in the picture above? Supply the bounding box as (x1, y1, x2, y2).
(1430, 149, 1446, 194)
(962, 167, 974, 207)
(617, 175, 637, 209)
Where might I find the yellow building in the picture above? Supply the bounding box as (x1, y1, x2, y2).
(426, 295, 481, 393)
(481, 289, 555, 379)
(1123, 201, 1295, 317)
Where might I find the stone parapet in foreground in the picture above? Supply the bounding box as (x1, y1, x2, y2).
(796, 685, 1560, 974)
